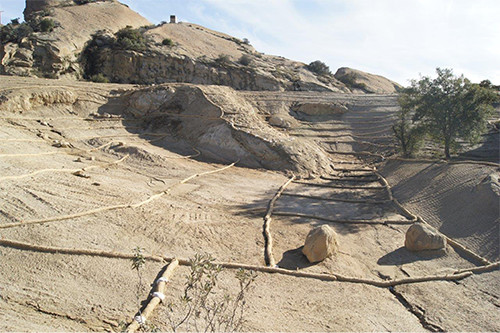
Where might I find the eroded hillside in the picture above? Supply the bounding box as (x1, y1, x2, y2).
(0, 76, 498, 332)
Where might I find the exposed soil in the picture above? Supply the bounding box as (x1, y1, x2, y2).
(0, 75, 498, 332)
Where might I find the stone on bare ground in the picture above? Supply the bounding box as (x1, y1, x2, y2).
(302, 225, 338, 263)
(405, 223, 446, 251)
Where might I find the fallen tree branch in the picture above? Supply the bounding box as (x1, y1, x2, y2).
(281, 193, 389, 205)
(126, 260, 179, 333)
(293, 180, 385, 190)
(377, 170, 492, 265)
(325, 150, 385, 159)
(263, 176, 296, 267)
(320, 175, 380, 182)
(0, 155, 129, 182)
(1, 239, 493, 288)
(0, 161, 237, 229)
(333, 167, 375, 173)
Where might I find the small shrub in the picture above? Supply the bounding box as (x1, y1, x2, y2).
(215, 54, 231, 66)
(306, 60, 331, 76)
(165, 253, 256, 332)
(74, 0, 97, 4)
(89, 73, 109, 83)
(115, 25, 147, 51)
(162, 38, 174, 46)
(239, 54, 252, 66)
(40, 18, 56, 32)
(242, 38, 250, 45)
(338, 73, 368, 91)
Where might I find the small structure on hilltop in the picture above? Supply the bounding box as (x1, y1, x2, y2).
(170, 15, 177, 24)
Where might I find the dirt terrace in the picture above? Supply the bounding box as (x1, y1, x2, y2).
(0, 76, 498, 332)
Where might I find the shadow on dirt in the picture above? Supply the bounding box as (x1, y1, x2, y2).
(377, 246, 447, 266)
(277, 246, 316, 270)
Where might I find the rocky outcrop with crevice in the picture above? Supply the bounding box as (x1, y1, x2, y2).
(82, 22, 350, 92)
(124, 84, 335, 176)
(1, 0, 150, 78)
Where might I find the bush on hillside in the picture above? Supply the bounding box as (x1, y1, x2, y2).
(0, 20, 33, 44)
(40, 18, 56, 32)
(239, 54, 252, 66)
(162, 38, 174, 46)
(90, 73, 110, 83)
(215, 54, 231, 66)
(74, 0, 97, 4)
(306, 60, 331, 76)
(115, 26, 147, 51)
(338, 73, 368, 91)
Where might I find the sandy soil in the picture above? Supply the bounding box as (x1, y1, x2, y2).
(0, 76, 498, 332)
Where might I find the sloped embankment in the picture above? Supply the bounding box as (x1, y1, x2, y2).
(381, 160, 499, 261)
(124, 84, 335, 176)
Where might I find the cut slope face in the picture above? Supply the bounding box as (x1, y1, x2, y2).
(125, 84, 335, 176)
(382, 160, 499, 261)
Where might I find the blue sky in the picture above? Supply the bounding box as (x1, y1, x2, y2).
(1, 0, 499, 85)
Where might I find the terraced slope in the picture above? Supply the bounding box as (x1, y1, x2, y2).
(0, 76, 498, 332)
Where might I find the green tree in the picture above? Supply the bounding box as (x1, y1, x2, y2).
(392, 90, 424, 157)
(397, 68, 498, 159)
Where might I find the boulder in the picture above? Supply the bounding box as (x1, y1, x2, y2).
(302, 225, 338, 263)
(405, 223, 446, 251)
(269, 115, 292, 128)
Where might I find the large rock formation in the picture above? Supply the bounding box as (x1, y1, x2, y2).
(1, 0, 150, 78)
(334, 67, 402, 94)
(124, 84, 335, 176)
(84, 22, 349, 92)
(2, 1, 402, 93)
(302, 225, 338, 263)
(24, 0, 72, 20)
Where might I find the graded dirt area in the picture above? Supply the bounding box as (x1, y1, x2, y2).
(0, 75, 498, 332)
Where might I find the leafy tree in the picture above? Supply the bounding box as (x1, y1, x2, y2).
(397, 68, 498, 158)
(392, 91, 424, 157)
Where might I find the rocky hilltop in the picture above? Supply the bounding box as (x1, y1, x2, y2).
(1, 0, 150, 78)
(1, 0, 401, 93)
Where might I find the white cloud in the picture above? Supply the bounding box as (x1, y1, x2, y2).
(190, 0, 500, 84)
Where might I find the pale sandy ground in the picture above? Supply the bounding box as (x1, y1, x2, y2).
(0, 76, 498, 332)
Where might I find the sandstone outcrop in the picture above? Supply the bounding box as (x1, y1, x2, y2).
(405, 223, 446, 252)
(334, 67, 402, 94)
(2, 1, 402, 93)
(124, 84, 335, 176)
(302, 225, 338, 263)
(85, 22, 349, 92)
(1, 0, 150, 78)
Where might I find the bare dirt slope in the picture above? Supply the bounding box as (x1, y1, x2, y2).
(0, 76, 499, 332)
